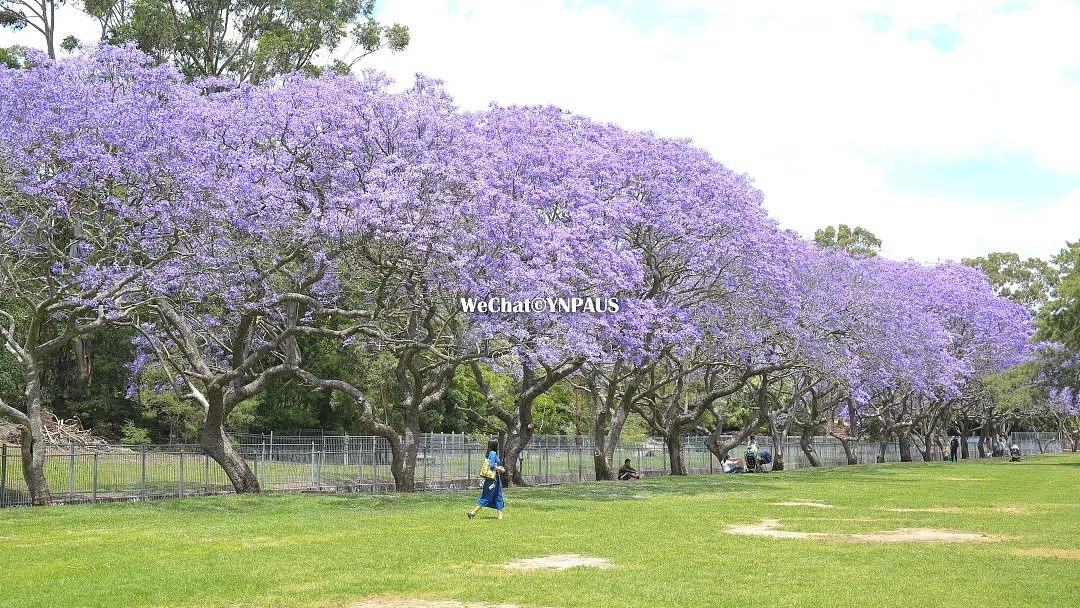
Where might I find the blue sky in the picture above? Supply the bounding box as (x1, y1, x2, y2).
(880, 151, 1080, 206)
(5, 0, 1080, 262)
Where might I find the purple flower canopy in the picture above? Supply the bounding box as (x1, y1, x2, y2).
(0, 44, 1034, 401)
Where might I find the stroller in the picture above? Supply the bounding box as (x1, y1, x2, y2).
(758, 450, 772, 472)
(745, 449, 772, 473)
(1009, 444, 1021, 462)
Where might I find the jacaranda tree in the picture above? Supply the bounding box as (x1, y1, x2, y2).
(0, 45, 1047, 501)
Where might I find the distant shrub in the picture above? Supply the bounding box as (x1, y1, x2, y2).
(121, 421, 152, 445)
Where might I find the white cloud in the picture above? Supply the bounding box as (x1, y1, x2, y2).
(370, 0, 1080, 262)
(4, 0, 1079, 261)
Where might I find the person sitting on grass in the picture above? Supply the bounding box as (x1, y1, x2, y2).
(618, 459, 642, 480)
(721, 457, 744, 473)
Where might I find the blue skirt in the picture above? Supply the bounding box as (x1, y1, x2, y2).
(477, 476, 504, 510)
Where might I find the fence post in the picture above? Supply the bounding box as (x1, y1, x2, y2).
(310, 441, 316, 488)
(92, 452, 98, 502)
(141, 444, 147, 498)
(578, 442, 583, 482)
(371, 440, 377, 494)
(259, 441, 266, 489)
(69, 443, 76, 501)
(344, 433, 349, 468)
(178, 448, 184, 498)
(269, 431, 273, 462)
(204, 454, 210, 494)
(1, 443, 7, 508)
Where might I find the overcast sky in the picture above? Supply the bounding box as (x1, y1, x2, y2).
(4, 0, 1079, 263)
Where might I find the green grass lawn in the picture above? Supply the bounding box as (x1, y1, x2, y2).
(1, 454, 1077, 608)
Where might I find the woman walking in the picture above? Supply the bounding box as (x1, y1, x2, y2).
(469, 439, 506, 520)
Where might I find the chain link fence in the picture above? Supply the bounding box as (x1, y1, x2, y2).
(0, 431, 1064, 508)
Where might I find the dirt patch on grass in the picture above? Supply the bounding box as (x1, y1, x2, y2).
(352, 598, 531, 608)
(724, 519, 828, 539)
(503, 554, 612, 571)
(877, 507, 964, 513)
(724, 519, 999, 543)
(876, 505, 1031, 515)
(986, 505, 1032, 514)
(1011, 548, 1080, 559)
(773, 501, 834, 508)
(846, 528, 998, 543)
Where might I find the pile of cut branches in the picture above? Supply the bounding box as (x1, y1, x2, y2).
(0, 410, 114, 450)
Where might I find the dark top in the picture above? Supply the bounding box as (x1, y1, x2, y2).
(618, 464, 637, 474)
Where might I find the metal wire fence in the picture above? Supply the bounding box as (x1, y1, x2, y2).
(0, 431, 1064, 508)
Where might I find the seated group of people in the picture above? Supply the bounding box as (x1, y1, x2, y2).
(724, 436, 768, 473)
(618, 436, 770, 479)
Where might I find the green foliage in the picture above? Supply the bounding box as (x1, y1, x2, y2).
(41, 327, 147, 441)
(962, 251, 1059, 311)
(120, 419, 152, 444)
(85, 0, 410, 83)
(59, 34, 79, 52)
(427, 366, 488, 433)
(813, 224, 882, 257)
(128, 366, 204, 443)
(1038, 241, 1080, 350)
(0, 45, 26, 68)
(983, 360, 1043, 414)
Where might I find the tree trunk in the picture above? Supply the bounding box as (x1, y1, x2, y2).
(22, 367, 51, 505)
(921, 431, 935, 461)
(897, 432, 913, 462)
(706, 421, 758, 463)
(835, 435, 857, 465)
(934, 433, 948, 461)
(491, 356, 580, 487)
(959, 422, 971, 460)
(202, 397, 259, 493)
(592, 416, 621, 481)
(768, 414, 790, 471)
(590, 383, 633, 481)
(799, 426, 822, 467)
(504, 424, 534, 486)
(593, 449, 615, 480)
(841, 400, 859, 464)
(396, 414, 422, 492)
(665, 433, 686, 475)
(1069, 420, 1079, 452)
(358, 416, 405, 491)
(20, 425, 51, 506)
